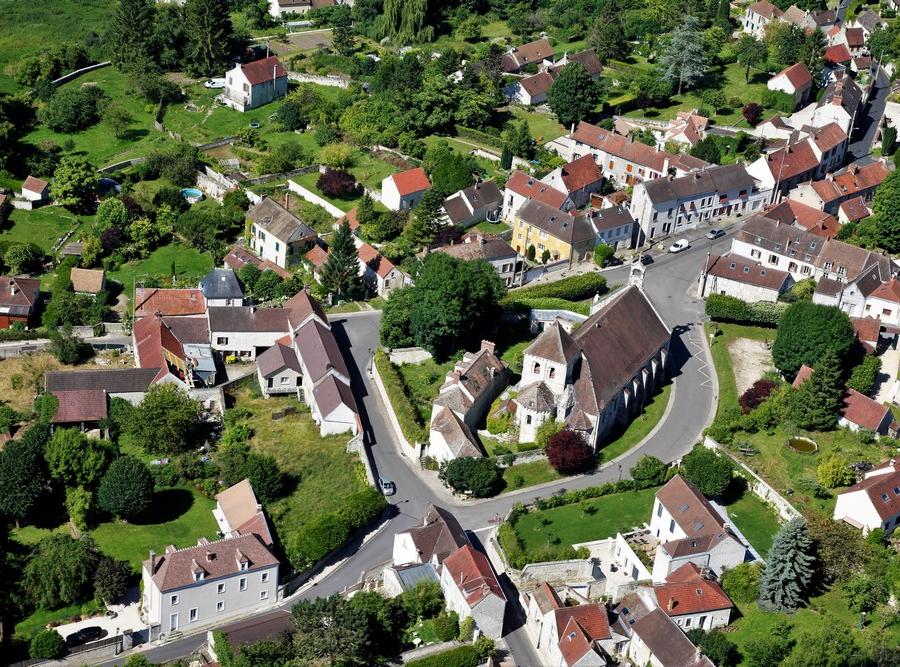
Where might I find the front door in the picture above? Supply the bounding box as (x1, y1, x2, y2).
(170, 613, 178, 632)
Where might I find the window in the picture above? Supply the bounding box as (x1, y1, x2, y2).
(802, 265, 811, 275)
(190, 608, 198, 622)
(537, 243, 546, 251)
(260, 590, 269, 600)
(258, 230, 266, 242)
(685, 617, 692, 627)
(217, 337, 229, 346)
(608, 160, 615, 169)
(275, 242, 280, 252)
(824, 261, 833, 271)
(280, 376, 290, 385)
(838, 266, 846, 275)
(242, 83, 249, 93)
(533, 362, 541, 374)
(538, 231, 548, 240)
(750, 249, 761, 259)
(517, 233, 523, 241)
(884, 309, 893, 317)
(170, 595, 179, 606)
(768, 255, 778, 265)
(657, 502, 663, 518)
(519, 221, 524, 229)
(261, 572, 270, 583)
(194, 572, 203, 582)
(669, 519, 675, 533)
(216, 601, 225, 613)
(240, 577, 247, 591)
(239, 561, 248, 571)
(526, 415, 533, 425)
(626, 164, 633, 173)
(217, 583, 226, 594)
(250, 225, 256, 235)
(549, 367, 556, 379)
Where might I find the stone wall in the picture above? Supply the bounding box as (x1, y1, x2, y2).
(51, 60, 112, 87)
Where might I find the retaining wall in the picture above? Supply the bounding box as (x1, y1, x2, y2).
(287, 179, 345, 218)
(51, 60, 112, 87)
(98, 157, 146, 174)
(244, 165, 318, 187)
(287, 72, 350, 88)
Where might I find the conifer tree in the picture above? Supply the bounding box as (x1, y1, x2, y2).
(758, 517, 815, 612)
(183, 0, 235, 76)
(110, 0, 159, 72)
(793, 348, 843, 431)
(321, 219, 364, 300)
(660, 16, 708, 95)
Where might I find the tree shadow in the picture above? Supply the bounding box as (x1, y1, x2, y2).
(131, 488, 194, 525)
(749, 71, 771, 86)
(120, 128, 149, 142)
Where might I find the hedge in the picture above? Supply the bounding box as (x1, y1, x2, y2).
(513, 273, 607, 300)
(605, 60, 647, 77)
(374, 349, 428, 444)
(406, 645, 479, 667)
(454, 125, 504, 150)
(705, 294, 786, 326)
(499, 296, 591, 316)
(533, 479, 636, 510)
(761, 89, 796, 113)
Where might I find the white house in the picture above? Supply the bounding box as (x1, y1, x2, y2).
(246, 197, 317, 269)
(355, 240, 410, 297)
(200, 268, 244, 307)
(649, 475, 747, 582)
(699, 253, 793, 302)
(614, 600, 715, 667)
(502, 170, 574, 221)
(440, 545, 507, 639)
(503, 68, 559, 105)
(768, 63, 814, 108)
(392, 504, 471, 567)
(428, 407, 483, 463)
(541, 155, 605, 209)
(630, 164, 767, 243)
(142, 534, 279, 636)
(20, 175, 49, 202)
(743, 0, 784, 37)
(587, 205, 636, 251)
(222, 57, 288, 112)
(267, 0, 335, 18)
(381, 168, 431, 211)
(213, 479, 274, 547)
(834, 458, 900, 536)
(648, 563, 734, 631)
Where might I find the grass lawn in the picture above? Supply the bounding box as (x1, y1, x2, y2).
(507, 105, 567, 142)
(396, 358, 456, 424)
(706, 322, 775, 418)
(291, 170, 364, 213)
(328, 301, 362, 313)
(106, 242, 215, 297)
(235, 390, 367, 537)
(624, 62, 774, 126)
(475, 220, 511, 234)
(0, 0, 115, 94)
(501, 460, 563, 492)
(513, 487, 659, 550)
(0, 206, 92, 253)
(24, 68, 163, 167)
(15, 599, 103, 637)
(90, 486, 218, 572)
(724, 491, 781, 559)
(599, 383, 673, 463)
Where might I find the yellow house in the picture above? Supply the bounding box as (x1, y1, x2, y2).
(514, 198, 596, 263)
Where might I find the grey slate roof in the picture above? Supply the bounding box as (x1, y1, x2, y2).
(200, 268, 244, 301)
(638, 164, 755, 204)
(247, 197, 316, 244)
(257, 343, 302, 378)
(44, 368, 160, 393)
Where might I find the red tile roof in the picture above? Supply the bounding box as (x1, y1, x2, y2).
(70, 268, 105, 294)
(144, 534, 279, 593)
(764, 199, 841, 238)
(337, 207, 359, 231)
(357, 242, 396, 279)
(845, 27, 866, 48)
(808, 122, 848, 153)
(557, 155, 604, 194)
(656, 475, 726, 537)
(665, 562, 704, 583)
(759, 140, 820, 181)
(774, 63, 813, 90)
(704, 253, 791, 291)
(501, 38, 554, 72)
(519, 69, 558, 98)
(389, 167, 431, 197)
(792, 364, 814, 388)
(840, 196, 870, 222)
(869, 277, 900, 304)
(558, 617, 597, 667)
(22, 176, 48, 194)
(851, 316, 881, 350)
(811, 161, 890, 204)
(51, 389, 108, 423)
(305, 244, 329, 270)
(442, 545, 506, 607)
(240, 57, 286, 86)
(554, 603, 611, 641)
(224, 245, 292, 280)
(134, 288, 206, 318)
(839, 460, 900, 521)
(825, 43, 852, 65)
(841, 388, 891, 431)
(631, 608, 715, 667)
(654, 579, 733, 617)
(505, 170, 571, 209)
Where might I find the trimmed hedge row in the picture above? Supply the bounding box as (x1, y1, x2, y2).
(407, 645, 479, 667)
(761, 89, 796, 113)
(499, 296, 590, 316)
(533, 479, 636, 510)
(374, 349, 428, 444)
(454, 125, 503, 150)
(288, 486, 386, 569)
(513, 273, 607, 301)
(705, 294, 786, 326)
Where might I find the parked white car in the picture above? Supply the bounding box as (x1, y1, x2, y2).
(668, 239, 690, 253)
(204, 78, 226, 89)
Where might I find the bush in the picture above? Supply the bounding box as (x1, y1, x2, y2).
(340, 486, 387, 528)
(406, 645, 479, 667)
(439, 457, 501, 497)
(293, 512, 351, 567)
(433, 610, 460, 642)
(719, 562, 762, 603)
(30, 630, 66, 659)
(594, 243, 615, 267)
(320, 142, 353, 168)
(761, 88, 796, 113)
(630, 455, 668, 489)
(883, 126, 897, 157)
(535, 420, 565, 447)
(682, 444, 733, 496)
(817, 454, 855, 488)
(499, 296, 591, 316)
(739, 379, 777, 414)
(847, 355, 881, 395)
(39, 86, 107, 133)
(317, 168, 359, 198)
(546, 430, 594, 474)
(512, 273, 607, 301)
(706, 294, 786, 326)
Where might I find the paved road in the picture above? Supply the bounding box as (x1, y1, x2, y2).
(849, 66, 890, 164)
(95, 235, 727, 666)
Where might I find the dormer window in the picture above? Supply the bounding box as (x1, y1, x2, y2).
(194, 572, 203, 582)
(533, 362, 541, 374)
(549, 367, 556, 379)
(240, 562, 248, 571)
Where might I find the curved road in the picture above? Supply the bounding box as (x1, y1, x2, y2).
(98, 233, 730, 667)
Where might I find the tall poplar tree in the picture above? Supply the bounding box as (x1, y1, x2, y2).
(758, 517, 816, 612)
(321, 219, 364, 300)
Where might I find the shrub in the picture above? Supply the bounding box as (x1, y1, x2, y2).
(340, 486, 387, 528)
(320, 142, 353, 168)
(317, 168, 359, 198)
(847, 355, 881, 395)
(739, 379, 777, 414)
(535, 420, 565, 447)
(30, 630, 66, 659)
(513, 273, 607, 301)
(594, 243, 615, 266)
(761, 89, 796, 113)
(883, 126, 897, 157)
(546, 430, 594, 474)
(499, 296, 591, 316)
(406, 645, 479, 667)
(293, 512, 351, 567)
(433, 610, 460, 642)
(630, 455, 668, 489)
(817, 454, 856, 488)
(439, 457, 501, 497)
(719, 562, 762, 603)
(705, 294, 786, 326)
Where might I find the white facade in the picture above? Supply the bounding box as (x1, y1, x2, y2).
(651, 537, 748, 582)
(439, 562, 506, 639)
(222, 62, 288, 113)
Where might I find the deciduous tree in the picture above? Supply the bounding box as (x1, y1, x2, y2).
(681, 444, 733, 496)
(0, 437, 47, 527)
(126, 383, 202, 455)
(291, 594, 375, 667)
(546, 429, 594, 474)
(45, 429, 115, 488)
(379, 286, 416, 348)
(874, 169, 900, 252)
(317, 168, 358, 199)
(243, 453, 285, 503)
(94, 555, 133, 604)
(772, 301, 855, 379)
(51, 155, 98, 213)
(847, 354, 881, 395)
(758, 517, 815, 612)
(22, 534, 100, 608)
(630, 455, 668, 490)
(439, 456, 500, 497)
(98, 455, 154, 520)
(719, 562, 761, 603)
(547, 62, 602, 128)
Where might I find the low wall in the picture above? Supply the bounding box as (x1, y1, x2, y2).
(287, 179, 345, 218)
(400, 641, 463, 664)
(197, 171, 228, 202)
(244, 165, 318, 187)
(468, 146, 530, 170)
(197, 136, 235, 151)
(346, 433, 376, 486)
(98, 157, 145, 174)
(287, 72, 350, 88)
(51, 60, 112, 87)
(703, 436, 800, 521)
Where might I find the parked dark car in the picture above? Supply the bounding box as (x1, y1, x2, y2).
(640, 254, 654, 265)
(66, 626, 103, 647)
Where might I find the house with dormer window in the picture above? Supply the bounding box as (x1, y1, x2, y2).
(835, 458, 900, 536)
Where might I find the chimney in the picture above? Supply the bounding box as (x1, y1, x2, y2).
(453, 370, 461, 383)
(481, 340, 496, 355)
(668, 596, 675, 612)
(423, 510, 431, 526)
(206, 550, 214, 562)
(459, 571, 465, 585)
(150, 550, 157, 574)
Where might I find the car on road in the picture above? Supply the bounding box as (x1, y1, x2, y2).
(378, 476, 396, 496)
(668, 239, 690, 253)
(66, 626, 103, 647)
(639, 254, 654, 265)
(204, 78, 226, 89)
(705, 228, 725, 240)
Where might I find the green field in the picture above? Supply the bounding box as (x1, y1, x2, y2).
(501, 460, 563, 492)
(513, 487, 658, 551)
(89, 487, 219, 571)
(0, 0, 115, 94)
(706, 322, 775, 418)
(396, 358, 456, 424)
(0, 206, 92, 253)
(106, 243, 216, 297)
(724, 491, 781, 559)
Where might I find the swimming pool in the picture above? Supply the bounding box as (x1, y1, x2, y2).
(181, 188, 203, 204)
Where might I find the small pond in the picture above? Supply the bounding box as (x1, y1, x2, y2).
(787, 436, 818, 454)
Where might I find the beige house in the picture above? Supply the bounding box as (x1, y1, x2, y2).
(440, 545, 507, 638)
